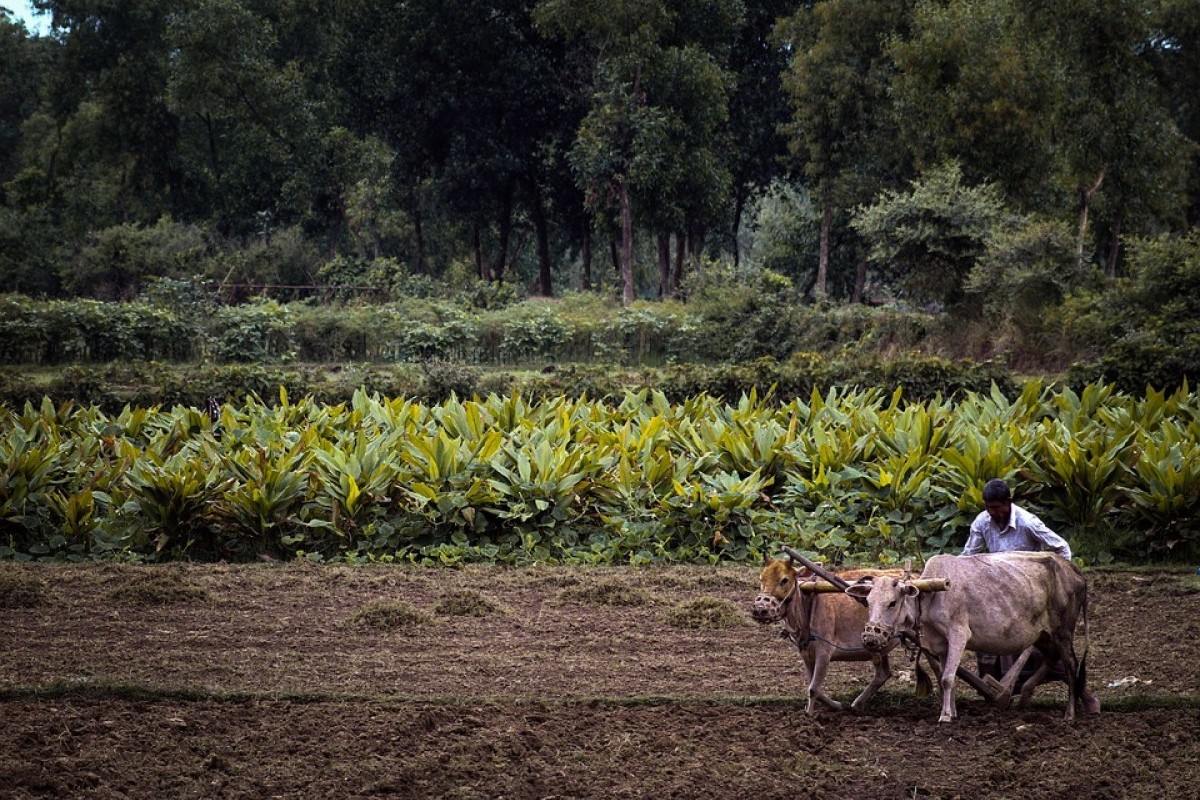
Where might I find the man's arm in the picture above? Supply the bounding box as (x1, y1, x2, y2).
(961, 519, 986, 556)
(1023, 510, 1072, 559)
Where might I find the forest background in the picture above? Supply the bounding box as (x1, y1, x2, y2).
(1, 1, 1199, 567)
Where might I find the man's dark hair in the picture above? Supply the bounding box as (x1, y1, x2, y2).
(982, 478, 1011, 503)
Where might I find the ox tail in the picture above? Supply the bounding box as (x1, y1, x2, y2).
(1074, 587, 1092, 702)
(1074, 651, 1089, 700)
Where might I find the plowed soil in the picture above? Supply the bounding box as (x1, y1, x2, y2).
(1, 562, 1197, 799)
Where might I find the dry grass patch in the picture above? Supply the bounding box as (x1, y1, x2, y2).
(0, 569, 53, 608)
(664, 597, 750, 630)
(104, 568, 210, 604)
(348, 598, 432, 630)
(433, 588, 509, 617)
(558, 579, 651, 607)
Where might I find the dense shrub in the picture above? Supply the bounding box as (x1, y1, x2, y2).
(0, 288, 985, 371)
(1060, 232, 1200, 393)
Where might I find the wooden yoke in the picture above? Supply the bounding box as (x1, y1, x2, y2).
(797, 577, 951, 594)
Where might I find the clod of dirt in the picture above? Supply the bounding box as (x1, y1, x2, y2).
(557, 579, 651, 607)
(348, 598, 431, 630)
(433, 588, 509, 617)
(0, 569, 53, 608)
(104, 569, 210, 605)
(664, 597, 750, 629)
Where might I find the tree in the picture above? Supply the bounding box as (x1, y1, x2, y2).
(1150, 0, 1200, 228)
(722, 0, 793, 268)
(0, 14, 52, 195)
(536, 0, 673, 305)
(1024, 0, 1192, 275)
(851, 161, 1011, 308)
(334, 0, 578, 291)
(888, 0, 1060, 209)
(34, 0, 189, 230)
(537, 0, 741, 304)
(165, 0, 323, 235)
(777, 0, 913, 299)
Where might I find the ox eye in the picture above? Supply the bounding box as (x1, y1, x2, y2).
(779, 578, 789, 586)
(887, 600, 897, 608)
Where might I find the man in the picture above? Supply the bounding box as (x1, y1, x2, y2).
(962, 478, 1100, 712)
(963, 478, 1072, 559)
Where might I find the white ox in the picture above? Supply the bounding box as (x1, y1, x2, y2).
(751, 557, 911, 713)
(846, 551, 1098, 723)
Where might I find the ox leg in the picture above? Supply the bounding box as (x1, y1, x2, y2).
(850, 653, 892, 712)
(1061, 642, 1101, 716)
(997, 646, 1038, 696)
(1055, 639, 1080, 722)
(938, 635, 970, 723)
(1014, 648, 1055, 709)
(803, 649, 843, 713)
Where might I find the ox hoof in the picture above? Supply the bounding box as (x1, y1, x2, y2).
(937, 715, 955, 723)
(1084, 693, 1101, 714)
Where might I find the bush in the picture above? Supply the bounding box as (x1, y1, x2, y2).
(421, 360, 481, 402)
(1060, 232, 1200, 392)
(62, 219, 211, 300)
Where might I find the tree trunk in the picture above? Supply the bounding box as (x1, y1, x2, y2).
(492, 183, 514, 284)
(1076, 170, 1105, 275)
(619, 180, 635, 306)
(473, 221, 485, 280)
(413, 194, 426, 274)
(1105, 211, 1123, 278)
(852, 258, 867, 304)
(732, 187, 746, 268)
(581, 227, 593, 291)
(816, 193, 832, 298)
(657, 233, 672, 298)
(672, 231, 685, 293)
(527, 179, 553, 296)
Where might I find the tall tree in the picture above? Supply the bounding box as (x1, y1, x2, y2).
(777, 0, 912, 299)
(1025, 0, 1191, 275)
(334, 0, 577, 289)
(0, 14, 53, 194)
(722, 0, 793, 267)
(35, 0, 188, 230)
(888, 0, 1060, 209)
(165, 0, 324, 235)
(537, 0, 740, 303)
(1149, 0, 1200, 228)
(536, 0, 673, 304)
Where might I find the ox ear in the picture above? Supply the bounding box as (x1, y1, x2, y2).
(901, 583, 920, 597)
(845, 583, 872, 599)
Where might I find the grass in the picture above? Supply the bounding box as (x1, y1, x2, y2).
(347, 598, 432, 629)
(557, 579, 651, 607)
(0, 568, 53, 608)
(103, 568, 211, 604)
(433, 588, 510, 617)
(664, 597, 750, 629)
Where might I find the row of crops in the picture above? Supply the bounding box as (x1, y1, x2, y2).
(2, 382, 1198, 565)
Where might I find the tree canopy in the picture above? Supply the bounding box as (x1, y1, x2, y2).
(0, 0, 1196, 307)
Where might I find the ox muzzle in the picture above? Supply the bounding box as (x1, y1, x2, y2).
(750, 593, 787, 624)
(861, 621, 895, 652)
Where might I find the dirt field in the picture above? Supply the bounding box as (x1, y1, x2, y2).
(1, 561, 1197, 799)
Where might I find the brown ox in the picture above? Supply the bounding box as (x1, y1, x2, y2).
(751, 557, 906, 713)
(847, 551, 1097, 723)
